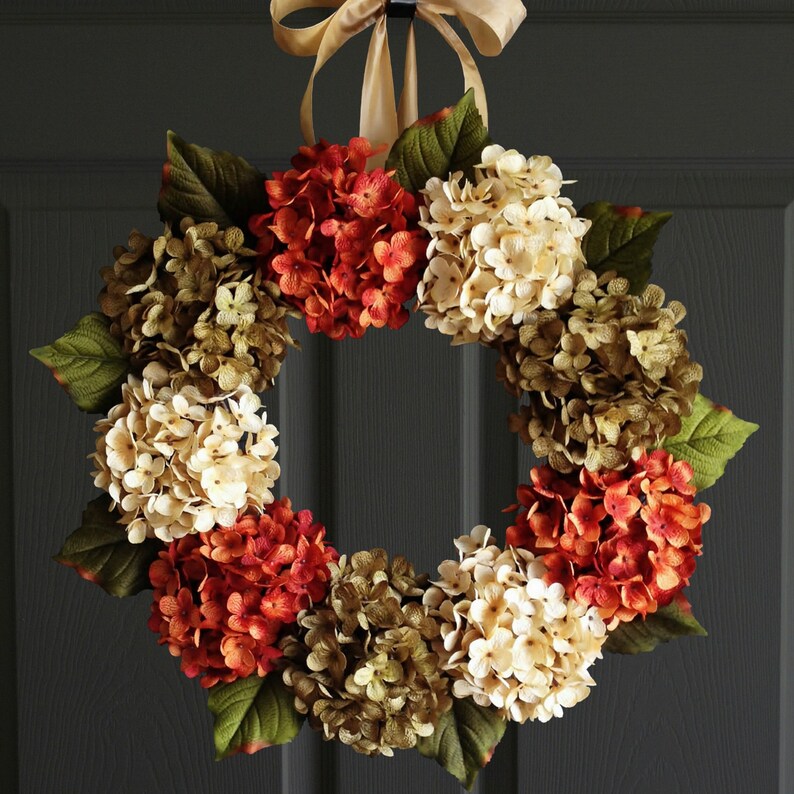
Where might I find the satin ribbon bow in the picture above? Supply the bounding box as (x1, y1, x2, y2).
(270, 0, 526, 155)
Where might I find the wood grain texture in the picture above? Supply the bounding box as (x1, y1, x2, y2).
(276, 326, 338, 794)
(0, 205, 19, 793)
(781, 201, 794, 794)
(4, 4, 794, 793)
(5, 171, 791, 794)
(1, 21, 793, 161)
(1, 1, 793, 22)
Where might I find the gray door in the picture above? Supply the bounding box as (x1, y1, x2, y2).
(2, 3, 793, 792)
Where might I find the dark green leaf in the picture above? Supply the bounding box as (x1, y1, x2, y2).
(579, 201, 672, 293)
(54, 494, 161, 597)
(604, 600, 707, 654)
(661, 393, 759, 491)
(417, 697, 506, 789)
(158, 131, 268, 228)
(208, 674, 303, 760)
(386, 89, 492, 192)
(30, 312, 128, 413)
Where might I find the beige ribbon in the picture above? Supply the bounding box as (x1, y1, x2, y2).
(270, 0, 526, 158)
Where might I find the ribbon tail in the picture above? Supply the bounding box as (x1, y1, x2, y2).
(300, 74, 319, 145)
(281, 0, 384, 145)
(397, 20, 419, 134)
(360, 15, 399, 166)
(418, 7, 488, 130)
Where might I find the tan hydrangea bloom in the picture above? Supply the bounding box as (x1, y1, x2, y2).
(416, 145, 590, 345)
(281, 549, 451, 757)
(423, 526, 606, 724)
(91, 376, 280, 542)
(497, 270, 702, 473)
(99, 217, 297, 397)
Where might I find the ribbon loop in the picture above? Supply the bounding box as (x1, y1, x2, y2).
(269, 0, 526, 154)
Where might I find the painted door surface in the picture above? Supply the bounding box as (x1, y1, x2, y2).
(2, 3, 793, 792)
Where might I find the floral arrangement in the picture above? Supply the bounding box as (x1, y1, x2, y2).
(32, 8, 758, 786)
(251, 138, 426, 339)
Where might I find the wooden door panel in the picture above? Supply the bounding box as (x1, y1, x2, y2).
(2, 6, 792, 793)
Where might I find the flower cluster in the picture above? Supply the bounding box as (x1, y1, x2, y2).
(251, 138, 427, 340)
(505, 450, 710, 627)
(148, 499, 338, 687)
(417, 145, 590, 344)
(424, 526, 606, 724)
(280, 549, 450, 756)
(92, 377, 280, 542)
(100, 218, 296, 397)
(498, 269, 703, 472)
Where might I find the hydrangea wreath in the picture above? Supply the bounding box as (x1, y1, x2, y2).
(32, 92, 758, 787)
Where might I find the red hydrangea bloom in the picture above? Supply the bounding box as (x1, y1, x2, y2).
(148, 498, 338, 688)
(505, 449, 710, 628)
(250, 138, 428, 340)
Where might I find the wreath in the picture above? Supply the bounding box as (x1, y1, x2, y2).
(31, 2, 758, 788)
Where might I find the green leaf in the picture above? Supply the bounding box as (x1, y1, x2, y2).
(661, 393, 759, 491)
(604, 599, 707, 655)
(579, 201, 673, 293)
(208, 674, 303, 760)
(30, 312, 129, 413)
(417, 697, 506, 789)
(54, 494, 161, 597)
(158, 131, 268, 228)
(386, 89, 492, 192)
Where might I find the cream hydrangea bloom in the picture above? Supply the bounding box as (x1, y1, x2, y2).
(91, 376, 280, 543)
(417, 146, 590, 345)
(423, 526, 607, 724)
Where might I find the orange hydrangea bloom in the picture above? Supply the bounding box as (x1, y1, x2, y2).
(505, 449, 709, 628)
(251, 138, 428, 340)
(149, 497, 338, 688)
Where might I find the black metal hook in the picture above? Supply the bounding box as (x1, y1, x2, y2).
(386, 0, 417, 19)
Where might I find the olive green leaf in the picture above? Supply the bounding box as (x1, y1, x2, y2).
(661, 393, 759, 491)
(603, 599, 707, 655)
(386, 89, 492, 192)
(54, 494, 161, 598)
(208, 674, 303, 760)
(417, 698, 506, 789)
(579, 201, 673, 293)
(30, 312, 129, 413)
(158, 131, 268, 229)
